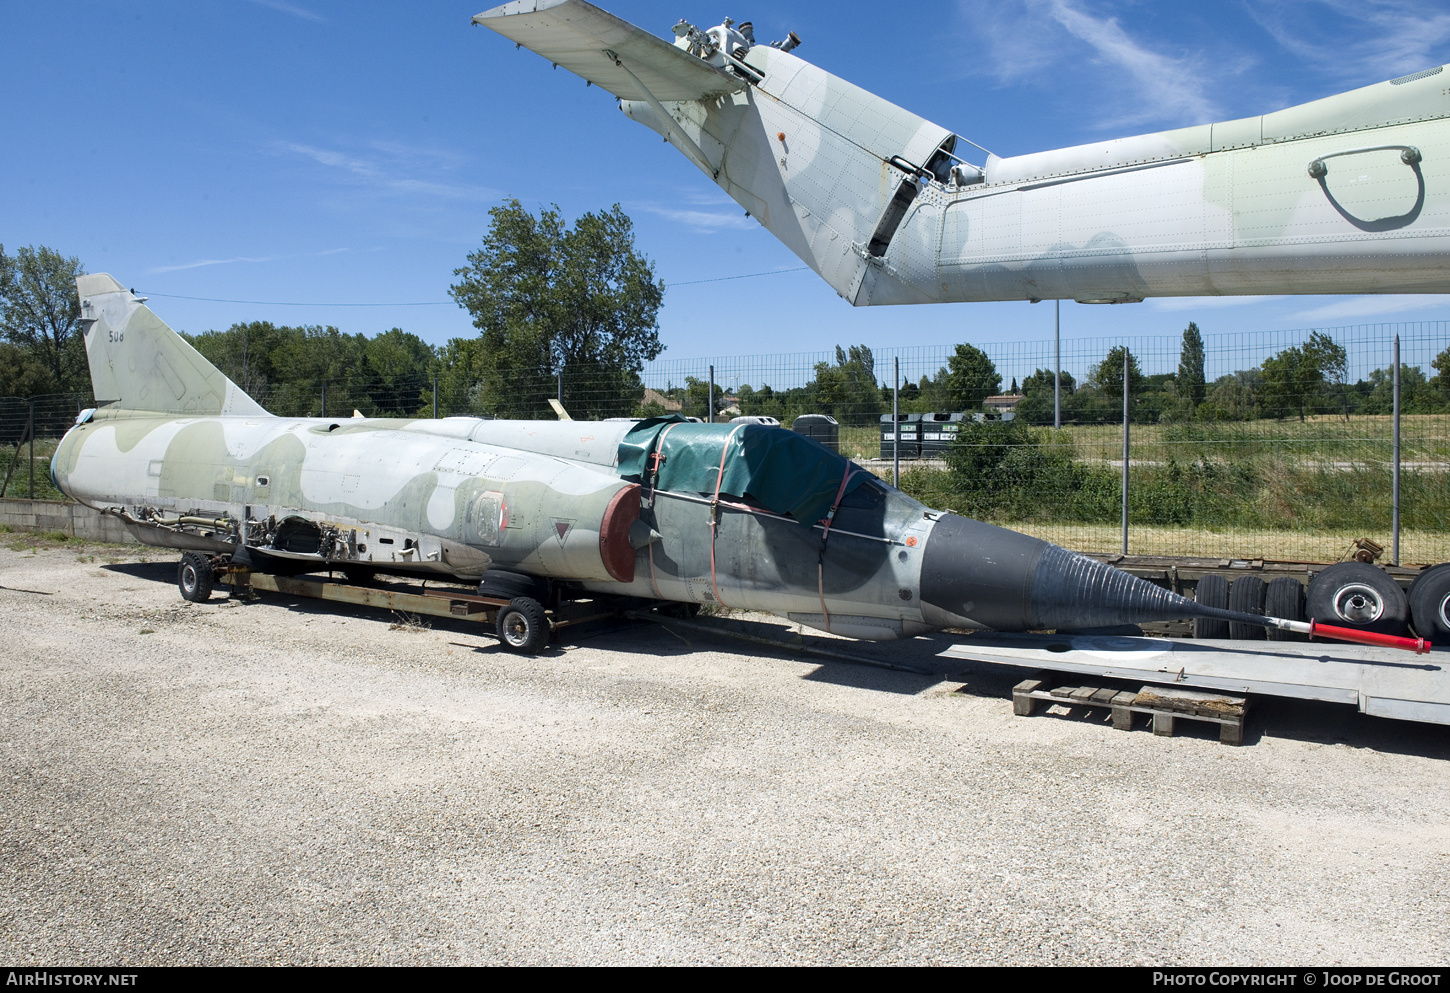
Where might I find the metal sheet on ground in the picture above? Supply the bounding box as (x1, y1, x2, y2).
(941, 633, 1450, 724)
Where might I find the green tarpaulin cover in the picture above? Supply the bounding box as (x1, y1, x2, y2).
(617, 416, 868, 525)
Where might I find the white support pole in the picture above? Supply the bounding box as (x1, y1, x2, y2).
(1121, 349, 1130, 556)
(893, 356, 900, 488)
(1393, 334, 1402, 566)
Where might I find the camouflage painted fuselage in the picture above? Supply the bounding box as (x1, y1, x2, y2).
(53, 410, 939, 640)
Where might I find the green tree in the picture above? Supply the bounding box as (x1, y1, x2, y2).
(925, 342, 1001, 412)
(450, 199, 664, 419)
(1198, 370, 1261, 421)
(1433, 344, 1450, 396)
(1305, 330, 1349, 420)
(187, 320, 296, 398)
(1177, 321, 1206, 409)
(1090, 346, 1144, 398)
(1015, 368, 1076, 425)
(1260, 332, 1344, 422)
(365, 328, 437, 414)
(809, 344, 883, 425)
(0, 245, 88, 392)
(1360, 365, 1436, 414)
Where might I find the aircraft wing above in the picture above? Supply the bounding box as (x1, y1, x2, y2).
(473, 0, 745, 102)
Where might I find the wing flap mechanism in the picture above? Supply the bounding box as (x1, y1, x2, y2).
(473, 0, 745, 103)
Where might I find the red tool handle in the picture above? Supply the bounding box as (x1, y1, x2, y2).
(1311, 620, 1432, 654)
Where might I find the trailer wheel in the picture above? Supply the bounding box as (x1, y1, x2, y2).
(1264, 577, 1307, 641)
(1192, 574, 1229, 639)
(1408, 563, 1450, 642)
(1305, 562, 1409, 636)
(496, 597, 550, 655)
(1228, 577, 1267, 640)
(177, 552, 214, 603)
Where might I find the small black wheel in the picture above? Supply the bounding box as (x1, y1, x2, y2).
(1228, 576, 1267, 640)
(1408, 563, 1450, 643)
(1305, 562, 1409, 636)
(496, 597, 550, 655)
(1264, 577, 1307, 641)
(1193, 573, 1229, 639)
(178, 552, 214, 603)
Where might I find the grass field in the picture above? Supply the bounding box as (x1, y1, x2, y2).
(840, 413, 1450, 464)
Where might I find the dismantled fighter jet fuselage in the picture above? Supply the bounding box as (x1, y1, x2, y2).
(50, 8, 1445, 654)
(54, 277, 1423, 654)
(474, 1, 1450, 306)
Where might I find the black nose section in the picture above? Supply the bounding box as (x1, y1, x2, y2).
(919, 514, 1195, 631)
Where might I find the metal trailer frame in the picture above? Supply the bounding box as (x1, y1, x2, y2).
(217, 567, 621, 647)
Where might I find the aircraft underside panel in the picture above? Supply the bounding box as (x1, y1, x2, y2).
(590, 8, 1450, 305)
(864, 117, 1450, 304)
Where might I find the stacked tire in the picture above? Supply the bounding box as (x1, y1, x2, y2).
(1407, 564, 1450, 643)
(1192, 561, 1450, 643)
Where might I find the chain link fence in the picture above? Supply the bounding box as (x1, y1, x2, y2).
(4, 321, 1447, 564)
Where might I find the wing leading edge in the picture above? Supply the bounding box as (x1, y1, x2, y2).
(473, 0, 745, 102)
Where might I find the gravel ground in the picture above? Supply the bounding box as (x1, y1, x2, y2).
(1, 541, 1448, 966)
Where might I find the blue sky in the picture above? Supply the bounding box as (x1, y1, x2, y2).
(3, 0, 1449, 367)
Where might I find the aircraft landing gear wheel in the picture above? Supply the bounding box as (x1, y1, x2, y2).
(1264, 577, 1307, 641)
(1192, 573, 1229, 639)
(1227, 576, 1267, 641)
(496, 597, 550, 655)
(1305, 562, 1409, 636)
(178, 552, 214, 603)
(1408, 563, 1450, 643)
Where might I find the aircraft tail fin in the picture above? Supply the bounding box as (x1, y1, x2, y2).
(75, 274, 270, 417)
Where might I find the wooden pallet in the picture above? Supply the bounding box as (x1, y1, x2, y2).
(1012, 677, 1248, 745)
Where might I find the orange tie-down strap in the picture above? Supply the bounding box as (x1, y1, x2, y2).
(816, 466, 863, 634)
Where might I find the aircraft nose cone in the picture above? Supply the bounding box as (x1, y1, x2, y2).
(918, 513, 1191, 631)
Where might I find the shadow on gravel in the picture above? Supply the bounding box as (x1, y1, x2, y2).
(801, 664, 942, 695)
(103, 561, 175, 583)
(95, 560, 1450, 754)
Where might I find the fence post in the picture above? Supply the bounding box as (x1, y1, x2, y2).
(433, 376, 439, 419)
(1054, 300, 1061, 430)
(1121, 349, 1129, 556)
(893, 356, 900, 487)
(708, 364, 715, 423)
(321, 382, 327, 418)
(28, 398, 36, 499)
(1393, 334, 1401, 566)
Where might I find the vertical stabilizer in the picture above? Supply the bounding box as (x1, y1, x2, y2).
(75, 274, 269, 417)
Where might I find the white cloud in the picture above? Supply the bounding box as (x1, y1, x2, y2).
(149, 248, 349, 275)
(246, 0, 323, 23)
(1152, 295, 1286, 312)
(1245, 0, 1450, 82)
(1042, 0, 1218, 125)
(1291, 295, 1450, 321)
(959, 0, 1223, 129)
(639, 205, 755, 233)
(279, 142, 499, 201)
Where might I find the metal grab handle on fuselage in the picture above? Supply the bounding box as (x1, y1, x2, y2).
(1308, 144, 1422, 178)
